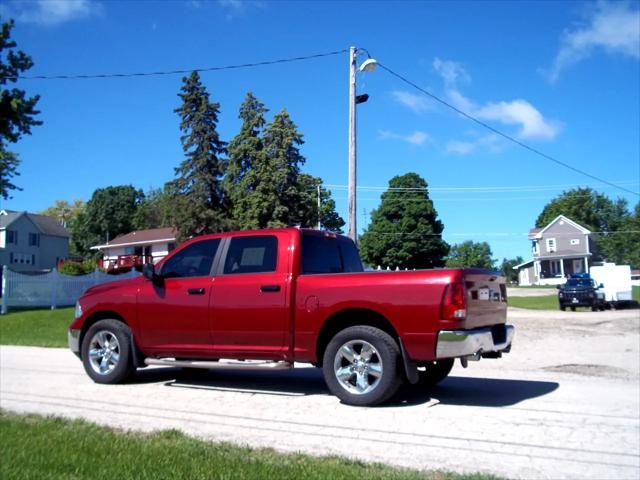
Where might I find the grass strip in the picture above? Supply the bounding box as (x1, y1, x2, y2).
(0, 307, 72, 348)
(0, 410, 500, 480)
(508, 295, 559, 310)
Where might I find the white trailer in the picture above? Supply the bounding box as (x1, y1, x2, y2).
(590, 263, 633, 307)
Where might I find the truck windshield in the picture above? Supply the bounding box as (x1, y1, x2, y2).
(301, 233, 364, 274)
(565, 279, 594, 287)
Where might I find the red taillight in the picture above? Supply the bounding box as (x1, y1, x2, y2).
(441, 282, 467, 320)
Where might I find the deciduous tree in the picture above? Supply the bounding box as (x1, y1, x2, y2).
(70, 186, 143, 257)
(40, 199, 85, 228)
(446, 241, 496, 269)
(359, 173, 449, 269)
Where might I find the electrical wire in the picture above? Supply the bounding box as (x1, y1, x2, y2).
(323, 181, 640, 193)
(3, 49, 349, 81)
(376, 62, 640, 198)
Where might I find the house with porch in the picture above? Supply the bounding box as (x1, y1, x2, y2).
(91, 227, 177, 272)
(516, 215, 595, 286)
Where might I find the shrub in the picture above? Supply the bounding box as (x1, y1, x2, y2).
(58, 259, 96, 276)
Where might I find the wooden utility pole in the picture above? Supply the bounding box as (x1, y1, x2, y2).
(348, 46, 357, 243)
(317, 184, 322, 230)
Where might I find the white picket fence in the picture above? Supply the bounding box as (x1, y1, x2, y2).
(0, 266, 140, 314)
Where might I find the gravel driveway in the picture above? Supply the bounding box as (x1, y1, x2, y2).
(1, 307, 639, 479)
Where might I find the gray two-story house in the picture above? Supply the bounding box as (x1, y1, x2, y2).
(0, 210, 70, 272)
(516, 215, 594, 286)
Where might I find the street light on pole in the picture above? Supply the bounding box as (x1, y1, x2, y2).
(348, 46, 377, 243)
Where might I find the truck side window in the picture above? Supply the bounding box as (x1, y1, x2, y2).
(302, 234, 364, 274)
(161, 239, 220, 279)
(223, 236, 278, 274)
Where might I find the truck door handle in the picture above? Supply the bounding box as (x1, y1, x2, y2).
(260, 285, 281, 293)
(187, 288, 206, 295)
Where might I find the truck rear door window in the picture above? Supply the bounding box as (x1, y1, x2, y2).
(301, 234, 363, 274)
(223, 236, 278, 274)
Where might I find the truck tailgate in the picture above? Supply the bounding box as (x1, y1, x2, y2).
(462, 270, 507, 329)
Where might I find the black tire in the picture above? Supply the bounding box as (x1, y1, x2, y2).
(559, 305, 566, 311)
(322, 326, 402, 406)
(417, 358, 455, 386)
(81, 319, 135, 384)
(570, 306, 576, 312)
(591, 305, 598, 312)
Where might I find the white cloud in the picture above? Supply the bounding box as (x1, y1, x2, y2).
(390, 90, 433, 113)
(379, 129, 431, 146)
(433, 58, 561, 141)
(445, 140, 476, 155)
(432, 57, 470, 88)
(546, 2, 640, 82)
(446, 134, 503, 155)
(1, 0, 101, 26)
(219, 0, 243, 9)
(475, 100, 560, 140)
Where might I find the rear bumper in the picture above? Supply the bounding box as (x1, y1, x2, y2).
(436, 325, 514, 359)
(68, 329, 81, 356)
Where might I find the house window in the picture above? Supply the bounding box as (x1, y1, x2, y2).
(570, 239, 580, 246)
(168, 242, 176, 252)
(9, 253, 13, 263)
(28, 233, 40, 247)
(532, 241, 539, 254)
(550, 260, 561, 276)
(6, 230, 17, 244)
(32, 254, 36, 266)
(546, 238, 556, 253)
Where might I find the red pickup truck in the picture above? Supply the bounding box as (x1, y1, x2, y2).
(69, 228, 514, 406)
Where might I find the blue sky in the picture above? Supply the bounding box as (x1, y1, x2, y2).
(1, 0, 639, 262)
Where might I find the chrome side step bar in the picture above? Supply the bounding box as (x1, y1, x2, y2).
(144, 358, 293, 371)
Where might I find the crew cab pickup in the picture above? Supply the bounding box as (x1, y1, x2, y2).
(69, 228, 514, 406)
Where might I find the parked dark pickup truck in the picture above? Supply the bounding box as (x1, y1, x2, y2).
(69, 228, 514, 406)
(557, 275, 605, 311)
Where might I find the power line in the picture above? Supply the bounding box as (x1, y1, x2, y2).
(364, 230, 640, 237)
(4, 49, 349, 81)
(376, 62, 640, 198)
(324, 181, 639, 193)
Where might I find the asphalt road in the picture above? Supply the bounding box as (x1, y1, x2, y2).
(1, 307, 639, 479)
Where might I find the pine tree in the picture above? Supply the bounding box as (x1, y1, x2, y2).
(223, 92, 268, 229)
(167, 72, 228, 240)
(261, 108, 305, 227)
(359, 173, 449, 269)
(297, 173, 345, 232)
(1, 20, 42, 199)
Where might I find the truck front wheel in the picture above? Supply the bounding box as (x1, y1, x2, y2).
(81, 319, 135, 384)
(322, 326, 402, 406)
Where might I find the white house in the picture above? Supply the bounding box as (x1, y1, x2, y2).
(91, 227, 176, 271)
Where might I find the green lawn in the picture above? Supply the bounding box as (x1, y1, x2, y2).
(508, 295, 559, 310)
(509, 286, 639, 309)
(0, 307, 72, 348)
(0, 411, 500, 480)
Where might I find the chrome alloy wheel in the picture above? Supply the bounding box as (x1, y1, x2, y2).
(87, 330, 121, 375)
(333, 339, 383, 395)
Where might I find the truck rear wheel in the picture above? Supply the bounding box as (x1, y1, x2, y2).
(81, 319, 135, 384)
(417, 359, 454, 386)
(322, 326, 402, 406)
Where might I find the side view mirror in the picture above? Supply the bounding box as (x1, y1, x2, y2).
(599, 283, 604, 289)
(555, 285, 561, 289)
(142, 263, 163, 286)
